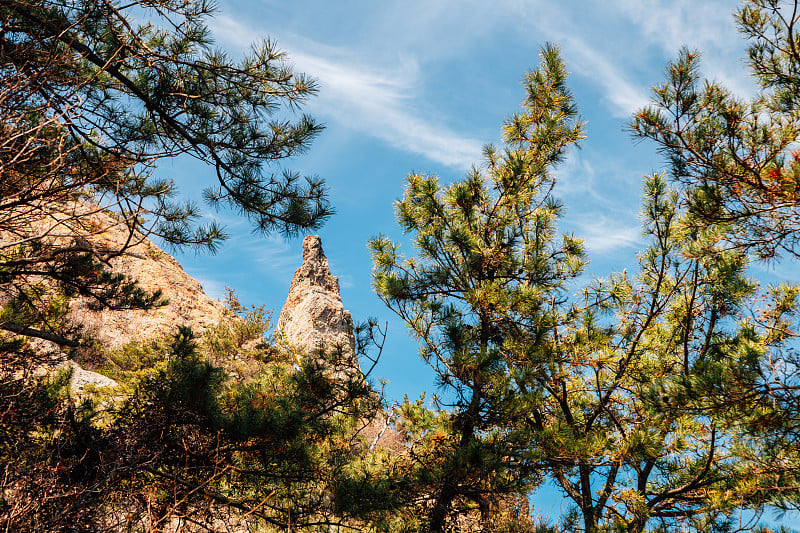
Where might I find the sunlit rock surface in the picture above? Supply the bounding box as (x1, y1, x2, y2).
(275, 235, 358, 367)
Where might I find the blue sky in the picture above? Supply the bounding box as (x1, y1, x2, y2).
(168, 0, 767, 403)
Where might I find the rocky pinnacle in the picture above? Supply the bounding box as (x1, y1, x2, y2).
(275, 235, 358, 369)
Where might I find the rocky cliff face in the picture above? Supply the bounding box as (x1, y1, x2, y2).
(275, 235, 359, 369)
(63, 221, 226, 392)
(66, 212, 226, 348)
(0, 204, 225, 350)
(1, 206, 225, 394)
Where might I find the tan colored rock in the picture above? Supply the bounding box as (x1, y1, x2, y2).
(68, 229, 225, 348)
(0, 202, 225, 349)
(65, 360, 118, 394)
(275, 235, 357, 367)
(274, 236, 404, 452)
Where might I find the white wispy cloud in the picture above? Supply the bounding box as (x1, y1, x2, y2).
(561, 37, 651, 117)
(611, 0, 756, 98)
(613, 0, 734, 51)
(554, 150, 599, 198)
(251, 234, 302, 279)
(496, 1, 650, 117)
(753, 260, 800, 283)
(211, 15, 484, 169)
(336, 272, 355, 290)
(293, 50, 484, 168)
(503, 0, 752, 115)
(572, 216, 641, 254)
(179, 233, 302, 300)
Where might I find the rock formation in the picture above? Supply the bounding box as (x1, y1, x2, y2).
(275, 235, 401, 451)
(65, 211, 225, 348)
(1, 205, 225, 396)
(65, 360, 118, 394)
(275, 235, 358, 369)
(0, 204, 225, 349)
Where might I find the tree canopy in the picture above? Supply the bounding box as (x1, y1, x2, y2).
(4, 0, 800, 532)
(371, 3, 800, 531)
(0, 0, 330, 347)
(632, 1, 800, 260)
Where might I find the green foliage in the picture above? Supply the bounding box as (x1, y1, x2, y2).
(554, 172, 800, 532)
(103, 336, 171, 384)
(630, 1, 800, 259)
(101, 289, 272, 387)
(371, 44, 586, 531)
(203, 288, 273, 363)
(0, 364, 112, 530)
(373, 38, 800, 533)
(116, 326, 387, 530)
(2, 323, 390, 531)
(0, 0, 329, 349)
(43, 363, 74, 402)
(630, 0, 800, 525)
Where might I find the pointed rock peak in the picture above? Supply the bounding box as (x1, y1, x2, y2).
(290, 235, 339, 293)
(276, 236, 357, 366)
(303, 234, 324, 262)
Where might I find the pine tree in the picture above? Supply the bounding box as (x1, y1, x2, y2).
(631, 0, 800, 260)
(0, 0, 329, 348)
(370, 44, 586, 531)
(540, 174, 799, 532)
(1, 314, 388, 531)
(372, 44, 800, 532)
(631, 0, 800, 522)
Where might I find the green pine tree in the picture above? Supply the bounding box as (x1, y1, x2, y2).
(0, 0, 329, 349)
(371, 44, 586, 531)
(631, 0, 800, 522)
(372, 44, 800, 532)
(631, 0, 800, 260)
